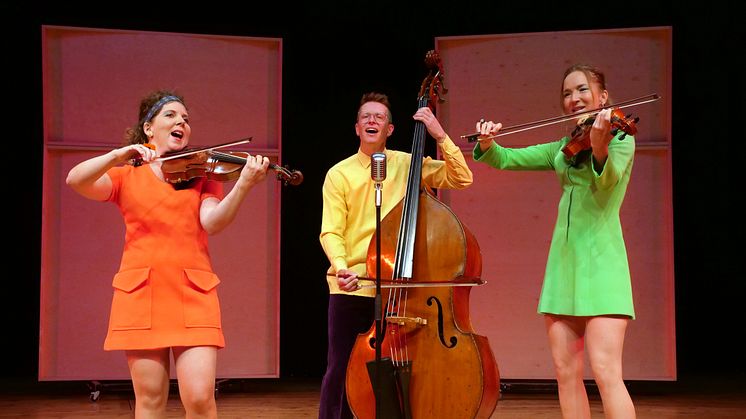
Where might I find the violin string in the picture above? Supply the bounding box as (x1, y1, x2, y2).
(155, 138, 251, 162)
(207, 151, 300, 186)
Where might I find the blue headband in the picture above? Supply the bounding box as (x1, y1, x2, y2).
(143, 95, 183, 123)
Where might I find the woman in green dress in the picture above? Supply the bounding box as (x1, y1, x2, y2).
(473, 64, 636, 419)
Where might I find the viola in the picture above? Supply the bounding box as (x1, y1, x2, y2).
(160, 149, 303, 186)
(560, 108, 639, 158)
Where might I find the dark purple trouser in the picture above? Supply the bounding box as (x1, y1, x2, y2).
(318, 294, 375, 419)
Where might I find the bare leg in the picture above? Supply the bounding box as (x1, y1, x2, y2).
(126, 348, 171, 419)
(545, 314, 591, 419)
(173, 346, 218, 419)
(586, 316, 636, 419)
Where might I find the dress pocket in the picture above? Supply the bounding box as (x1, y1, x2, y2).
(183, 269, 221, 328)
(110, 267, 151, 330)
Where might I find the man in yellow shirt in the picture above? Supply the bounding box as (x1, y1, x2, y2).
(318, 92, 473, 419)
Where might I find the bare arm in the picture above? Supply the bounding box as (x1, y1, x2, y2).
(65, 144, 156, 201)
(200, 154, 269, 235)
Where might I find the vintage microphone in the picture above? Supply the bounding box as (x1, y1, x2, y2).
(372, 152, 386, 207)
(370, 151, 386, 419)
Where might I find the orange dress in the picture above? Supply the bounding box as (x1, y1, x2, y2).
(103, 164, 225, 350)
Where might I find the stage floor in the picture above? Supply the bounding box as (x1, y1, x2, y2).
(1, 377, 745, 418)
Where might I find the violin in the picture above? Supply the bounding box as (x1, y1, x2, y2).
(132, 138, 302, 186)
(160, 149, 303, 186)
(560, 108, 639, 158)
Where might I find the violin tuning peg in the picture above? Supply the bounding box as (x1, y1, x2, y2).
(619, 133, 627, 140)
(633, 117, 640, 123)
(611, 128, 619, 135)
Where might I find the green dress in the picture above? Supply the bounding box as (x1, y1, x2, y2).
(473, 133, 635, 318)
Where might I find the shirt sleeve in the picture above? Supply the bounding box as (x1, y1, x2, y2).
(472, 139, 560, 171)
(200, 179, 224, 201)
(593, 134, 635, 189)
(421, 135, 473, 189)
(105, 166, 127, 203)
(319, 169, 349, 273)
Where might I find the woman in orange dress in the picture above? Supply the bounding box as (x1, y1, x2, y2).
(66, 90, 269, 419)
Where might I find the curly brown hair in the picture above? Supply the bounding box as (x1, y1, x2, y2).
(124, 90, 186, 145)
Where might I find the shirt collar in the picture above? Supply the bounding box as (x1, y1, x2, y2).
(356, 148, 388, 168)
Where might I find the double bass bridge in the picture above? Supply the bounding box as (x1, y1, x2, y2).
(386, 316, 428, 327)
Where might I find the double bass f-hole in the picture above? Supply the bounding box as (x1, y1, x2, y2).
(375, 296, 457, 349)
(427, 296, 457, 348)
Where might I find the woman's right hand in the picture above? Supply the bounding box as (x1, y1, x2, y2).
(476, 119, 502, 152)
(115, 143, 158, 164)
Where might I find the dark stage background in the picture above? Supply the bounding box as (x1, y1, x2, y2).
(2, 1, 742, 391)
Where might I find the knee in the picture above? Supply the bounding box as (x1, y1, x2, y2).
(135, 387, 169, 411)
(181, 387, 216, 414)
(554, 363, 582, 385)
(552, 354, 582, 381)
(590, 361, 623, 389)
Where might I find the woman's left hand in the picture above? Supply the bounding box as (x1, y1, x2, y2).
(238, 154, 269, 187)
(590, 108, 613, 151)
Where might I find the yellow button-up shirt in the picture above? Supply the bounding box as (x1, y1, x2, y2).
(320, 136, 473, 296)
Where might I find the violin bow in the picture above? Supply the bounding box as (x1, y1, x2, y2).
(156, 137, 253, 161)
(461, 94, 661, 142)
(327, 274, 486, 288)
(359, 281, 486, 289)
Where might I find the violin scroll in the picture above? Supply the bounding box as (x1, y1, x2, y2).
(273, 164, 304, 186)
(610, 109, 639, 140)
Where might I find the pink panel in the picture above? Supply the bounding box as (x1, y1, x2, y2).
(40, 26, 282, 380)
(437, 27, 674, 379)
(43, 26, 280, 150)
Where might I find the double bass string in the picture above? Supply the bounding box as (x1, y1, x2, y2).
(393, 96, 431, 367)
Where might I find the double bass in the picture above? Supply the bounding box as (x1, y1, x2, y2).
(345, 51, 500, 419)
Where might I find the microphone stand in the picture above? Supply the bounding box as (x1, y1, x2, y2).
(374, 180, 383, 419)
